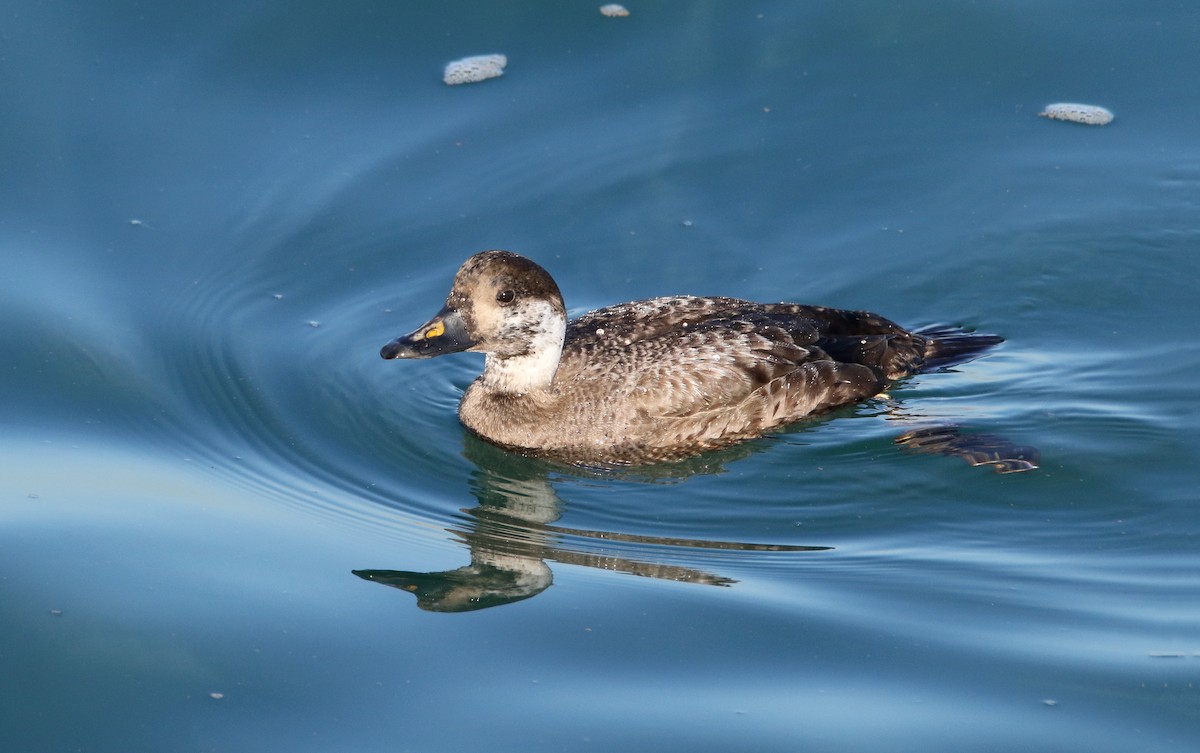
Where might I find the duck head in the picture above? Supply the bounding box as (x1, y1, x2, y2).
(381, 250, 568, 393)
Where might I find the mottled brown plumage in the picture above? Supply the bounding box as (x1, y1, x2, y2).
(381, 251, 1002, 465)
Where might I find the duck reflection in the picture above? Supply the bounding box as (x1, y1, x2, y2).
(354, 434, 830, 612)
(355, 418, 1036, 612)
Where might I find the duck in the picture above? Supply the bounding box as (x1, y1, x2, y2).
(381, 250, 1004, 465)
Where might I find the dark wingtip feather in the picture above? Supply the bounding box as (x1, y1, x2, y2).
(916, 325, 1004, 371)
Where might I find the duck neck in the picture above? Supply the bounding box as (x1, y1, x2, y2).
(480, 310, 566, 394)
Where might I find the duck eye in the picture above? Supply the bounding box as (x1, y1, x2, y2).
(496, 289, 516, 304)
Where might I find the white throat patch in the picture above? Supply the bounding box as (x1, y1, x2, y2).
(481, 300, 566, 393)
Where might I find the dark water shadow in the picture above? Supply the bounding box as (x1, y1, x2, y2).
(893, 425, 1040, 474)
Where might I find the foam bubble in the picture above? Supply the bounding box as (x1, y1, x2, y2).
(1038, 102, 1114, 126)
(443, 54, 508, 86)
(600, 4, 630, 16)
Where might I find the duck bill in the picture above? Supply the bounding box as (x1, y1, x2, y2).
(380, 306, 476, 359)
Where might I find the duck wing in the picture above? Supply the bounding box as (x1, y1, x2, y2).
(548, 296, 1005, 462)
(559, 297, 888, 426)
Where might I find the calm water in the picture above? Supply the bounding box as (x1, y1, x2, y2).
(3, 1, 1199, 751)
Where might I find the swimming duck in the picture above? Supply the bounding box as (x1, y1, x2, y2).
(381, 250, 1003, 465)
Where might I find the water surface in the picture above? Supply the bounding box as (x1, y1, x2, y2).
(3, 2, 1199, 751)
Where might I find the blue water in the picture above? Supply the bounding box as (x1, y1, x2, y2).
(4, 1, 1199, 751)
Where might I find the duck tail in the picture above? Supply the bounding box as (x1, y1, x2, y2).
(917, 325, 1004, 372)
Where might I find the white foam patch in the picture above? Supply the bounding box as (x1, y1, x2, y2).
(600, 4, 630, 17)
(1038, 102, 1114, 126)
(443, 54, 507, 86)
